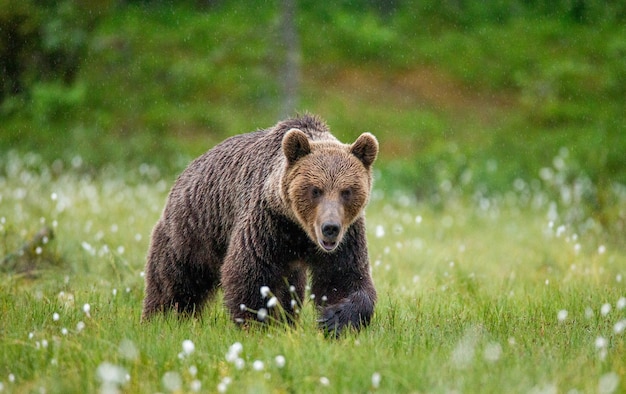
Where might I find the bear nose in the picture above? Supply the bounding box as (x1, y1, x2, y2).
(321, 222, 341, 240)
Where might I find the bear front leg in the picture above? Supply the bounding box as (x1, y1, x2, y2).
(220, 230, 305, 326)
(310, 222, 377, 336)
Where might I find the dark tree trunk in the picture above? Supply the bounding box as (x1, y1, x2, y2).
(280, 0, 300, 117)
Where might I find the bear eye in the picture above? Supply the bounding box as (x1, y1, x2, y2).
(341, 188, 352, 201)
(311, 187, 323, 199)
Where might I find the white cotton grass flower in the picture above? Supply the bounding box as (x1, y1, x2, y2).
(260, 286, 270, 298)
(595, 336, 608, 349)
(557, 310, 568, 322)
(598, 372, 620, 394)
(97, 362, 128, 393)
(257, 308, 268, 321)
(52, 312, 60, 322)
(76, 321, 86, 332)
(267, 296, 278, 308)
(601, 303, 612, 316)
(229, 342, 243, 355)
(483, 342, 503, 363)
(375, 225, 385, 238)
(81, 241, 96, 256)
(614, 320, 626, 335)
(252, 360, 264, 371)
(57, 291, 75, 307)
(217, 377, 232, 393)
(275, 355, 286, 368)
(182, 339, 195, 356)
(371, 372, 381, 389)
(83, 303, 91, 318)
(118, 339, 139, 361)
(162, 371, 182, 392)
(190, 379, 202, 392)
(573, 243, 581, 253)
(617, 297, 626, 310)
(319, 376, 330, 386)
(189, 365, 198, 376)
(226, 342, 243, 364)
(451, 328, 479, 369)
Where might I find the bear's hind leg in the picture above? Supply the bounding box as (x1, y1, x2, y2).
(169, 248, 221, 318)
(142, 221, 221, 320)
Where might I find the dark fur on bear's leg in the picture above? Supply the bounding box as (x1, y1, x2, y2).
(220, 214, 309, 326)
(142, 220, 221, 321)
(309, 219, 376, 336)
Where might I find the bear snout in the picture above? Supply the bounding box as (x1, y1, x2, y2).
(322, 222, 341, 239)
(318, 221, 342, 252)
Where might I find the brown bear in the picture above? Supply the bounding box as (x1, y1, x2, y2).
(142, 114, 378, 335)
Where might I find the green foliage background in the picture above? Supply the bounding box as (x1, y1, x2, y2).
(1, 0, 625, 233)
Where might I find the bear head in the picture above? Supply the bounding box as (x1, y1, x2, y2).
(281, 128, 378, 253)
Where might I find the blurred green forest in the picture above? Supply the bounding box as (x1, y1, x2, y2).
(1, 0, 625, 228)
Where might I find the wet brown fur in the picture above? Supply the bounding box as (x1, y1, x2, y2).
(142, 114, 378, 335)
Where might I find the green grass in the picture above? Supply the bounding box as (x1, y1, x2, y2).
(1, 152, 624, 393)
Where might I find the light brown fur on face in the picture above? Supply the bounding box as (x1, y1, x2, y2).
(282, 139, 376, 252)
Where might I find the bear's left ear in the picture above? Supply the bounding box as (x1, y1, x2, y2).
(350, 132, 378, 168)
(282, 128, 311, 165)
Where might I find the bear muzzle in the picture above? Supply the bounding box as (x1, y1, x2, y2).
(318, 221, 342, 252)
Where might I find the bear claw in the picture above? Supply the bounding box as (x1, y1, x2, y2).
(318, 302, 359, 337)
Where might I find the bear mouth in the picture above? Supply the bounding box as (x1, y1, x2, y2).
(320, 239, 338, 252)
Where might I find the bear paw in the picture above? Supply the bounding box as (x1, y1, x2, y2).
(317, 297, 372, 337)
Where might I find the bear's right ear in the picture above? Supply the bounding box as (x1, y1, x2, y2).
(282, 128, 311, 165)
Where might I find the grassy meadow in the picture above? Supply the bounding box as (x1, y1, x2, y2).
(2, 1, 626, 393)
(1, 150, 624, 393)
